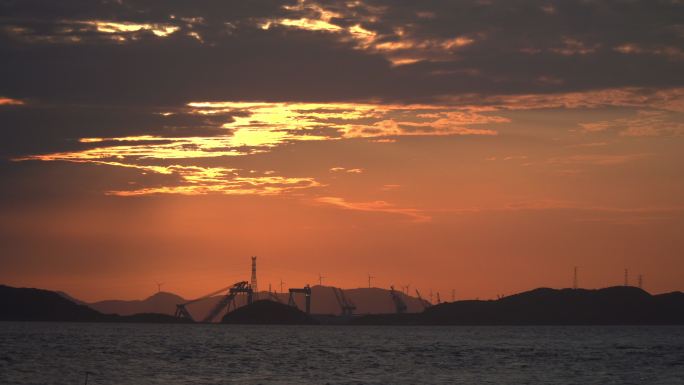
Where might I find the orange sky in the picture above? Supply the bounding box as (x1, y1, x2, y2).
(1, 1, 683, 302)
(2, 100, 683, 301)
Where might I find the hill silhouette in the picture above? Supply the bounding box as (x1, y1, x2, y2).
(221, 300, 317, 324)
(56, 291, 87, 305)
(90, 291, 186, 316)
(306, 285, 428, 314)
(0, 285, 190, 323)
(354, 286, 684, 325)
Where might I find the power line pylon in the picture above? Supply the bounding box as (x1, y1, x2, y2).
(368, 274, 375, 288)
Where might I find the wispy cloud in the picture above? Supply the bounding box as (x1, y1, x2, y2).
(580, 110, 684, 137)
(330, 167, 363, 174)
(316, 196, 431, 223)
(547, 153, 650, 166)
(0, 97, 24, 106)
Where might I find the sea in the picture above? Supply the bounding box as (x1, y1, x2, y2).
(1, 323, 683, 385)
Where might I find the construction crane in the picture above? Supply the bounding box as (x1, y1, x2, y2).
(389, 285, 407, 314)
(175, 281, 253, 323)
(288, 285, 312, 314)
(332, 287, 356, 316)
(415, 289, 431, 310)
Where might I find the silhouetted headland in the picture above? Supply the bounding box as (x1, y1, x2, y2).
(221, 300, 318, 324)
(0, 285, 191, 323)
(353, 286, 684, 325)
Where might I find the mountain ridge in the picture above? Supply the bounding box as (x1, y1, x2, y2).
(353, 286, 684, 325)
(0, 285, 190, 323)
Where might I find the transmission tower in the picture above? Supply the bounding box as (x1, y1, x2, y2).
(368, 274, 375, 288)
(251, 256, 258, 300)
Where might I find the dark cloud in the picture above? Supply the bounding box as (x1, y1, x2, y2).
(0, 0, 296, 24)
(1, 0, 682, 104)
(0, 0, 682, 158)
(0, 103, 236, 157)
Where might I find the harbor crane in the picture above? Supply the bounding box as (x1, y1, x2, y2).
(332, 287, 356, 316)
(175, 281, 253, 323)
(288, 285, 312, 314)
(415, 289, 432, 310)
(389, 285, 407, 314)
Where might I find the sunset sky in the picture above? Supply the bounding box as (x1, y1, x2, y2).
(1, 0, 683, 302)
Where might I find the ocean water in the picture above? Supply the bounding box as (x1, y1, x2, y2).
(0, 323, 683, 385)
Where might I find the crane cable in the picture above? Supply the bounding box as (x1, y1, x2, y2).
(181, 285, 233, 306)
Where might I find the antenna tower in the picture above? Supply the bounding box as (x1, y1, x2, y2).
(251, 256, 258, 300)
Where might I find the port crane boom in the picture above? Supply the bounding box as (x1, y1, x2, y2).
(175, 281, 253, 322)
(415, 289, 431, 310)
(332, 287, 356, 316)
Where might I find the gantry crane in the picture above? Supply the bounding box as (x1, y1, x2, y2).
(389, 285, 407, 314)
(288, 285, 312, 314)
(332, 287, 356, 316)
(175, 281, 253, 322)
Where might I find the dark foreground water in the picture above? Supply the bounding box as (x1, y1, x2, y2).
(1, 323, 683, 385)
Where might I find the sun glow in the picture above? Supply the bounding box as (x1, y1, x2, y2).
(82, 21, 180, 38)
(17, 100, 508, 196)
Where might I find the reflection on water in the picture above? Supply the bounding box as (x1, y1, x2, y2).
(1, 323, 683, 385)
